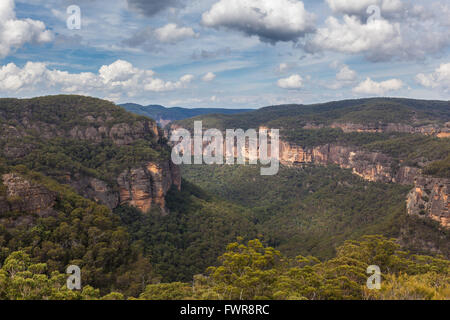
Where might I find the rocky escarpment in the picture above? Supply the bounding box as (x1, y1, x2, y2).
(172, 124, 447, 227)
(407, 177, 449, 228)
(65, 160, 181, 213)
(117, 161, 181, 213)
(66, 121, 180, 212)
(68, 118, 159, 146)
(1, 115, 159, 148)
(0, 173, 56, 215)
(304, 121, 450, 138)
(279, 141, 420, 184)
(281, 141, 450, 228)
(0, 96, 181, 214)
(278, 140, 449, 228)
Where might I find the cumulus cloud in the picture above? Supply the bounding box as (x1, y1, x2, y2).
(306, 15, 402, 60)
(202, 72, 216, 82)
(277, 74, 303, 89)
(416, 63, 450, 91)
(202, 0, 315, 43)
(307, 1, 450, 61)
(325, 63, 358, 89)
(0, 60, 194, 99)
(353, 77, 403, 95)
(0, 0, 53, 58)
(124, 23, 197, 48)
(336, 65, 357, 82)
(127, 0, 185, 17)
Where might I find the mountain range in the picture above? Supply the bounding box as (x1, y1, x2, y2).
(0, 95, 448, 300)
(120, 103, 252, 127)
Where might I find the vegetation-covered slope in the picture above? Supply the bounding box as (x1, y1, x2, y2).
(173, 98, 450, 170)
(175, 98, 450, 131)
(0, 96, 257, 295)
(172, 98, 450, 260)
(0, 95, 448, 300)
(0, 95, 169, 183)
(181, 164, 449, 259)
(2, 236, 448, 300)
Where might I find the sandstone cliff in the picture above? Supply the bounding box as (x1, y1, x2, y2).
(277, 140, 448, 228)
(306, 121, 450, 138)
(171, 125, 448, 227)
(0, 173, 56, 215)
(117, 161, 181, 213)
(65, 120, 180, 212)
(407, 177, 449, 228)
(0, 96, 181, 214)
(277, 141, 422, 184)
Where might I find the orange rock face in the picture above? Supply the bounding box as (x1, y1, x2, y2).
(117, 161, 181, 213)
(278, 140, 449, 228)
(407, 177, 449, 228)
(437, 132, 450, 139)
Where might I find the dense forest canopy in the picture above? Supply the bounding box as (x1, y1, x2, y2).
(0, 95, 448, 300)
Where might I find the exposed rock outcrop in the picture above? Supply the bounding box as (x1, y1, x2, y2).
(64, 160, 181, 213)
(279, 142, 399, 183)
(1, 113, 160, 148)
(63, 118, 180, 213)
(321, 122, 450, 137)
(407, 177, 449, 228)
(117, 161, 181, 213)
(170, 124, 448, 227)
(0, 173, 56, 215)
(1, 119, 178, 214)
(277, 140, 448, 228)
(68, 120, 159, 146)
(69, 176, 120, 209)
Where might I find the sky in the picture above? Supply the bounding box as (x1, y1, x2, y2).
(0, 0, 449, 108)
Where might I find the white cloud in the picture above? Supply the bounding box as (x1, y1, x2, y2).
(326, 63, 358, 89)
(99, 60, 154, 83)
(336, 65, 357, 82)
(202, 72, 216, 82)
(307, 15, 402, 60)
(202, 0, 315, 43)
(0, 60, 194, 100)
(326, 0, 403, 16)
(307, 2, 450, 61)
(416, 63, 450, 91)
(353, 77, 403, 95)
(124, 23, 198, 49)
(154, 23, 198, 44)
(0, 0, 53, 58)
(277, 74, 303, 89)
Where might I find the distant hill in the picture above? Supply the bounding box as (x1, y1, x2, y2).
(173, 96, 450, 259)
(0, 95, 448, 300)
(172, 97, 450, 176)
(173, 97, 450, 132)
(120, 103, 253, 127)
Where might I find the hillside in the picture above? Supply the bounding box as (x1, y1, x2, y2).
(171, 97, 450, 256)
(120, 103, 252, 127)
(0, 95, 256, 293)
(0, 95, 448, 300)
(174, 98, 450, 132)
